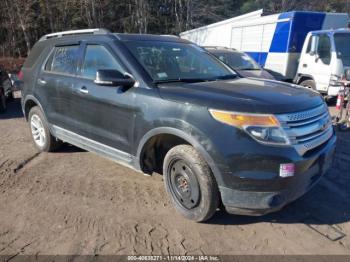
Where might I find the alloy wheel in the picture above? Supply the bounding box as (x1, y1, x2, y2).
(30, 114, 46, 147)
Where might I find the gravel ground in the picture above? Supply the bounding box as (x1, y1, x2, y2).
(0, 97, 350, 255)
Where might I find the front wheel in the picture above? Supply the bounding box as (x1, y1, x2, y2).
(163, 145, 219, 222)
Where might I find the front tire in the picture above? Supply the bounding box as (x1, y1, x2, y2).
(28, 106, 62, 152)
(163, 145, 219, 222)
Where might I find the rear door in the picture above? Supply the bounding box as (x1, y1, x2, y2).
(69, 42, 135, 153)
(36, 43, 83, 129)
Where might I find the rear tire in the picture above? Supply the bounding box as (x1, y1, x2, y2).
(28, 106, 62, 152)
(163, 145, 219, 222)
(0, 88, 6, 113)
(299, 79, 316, 90)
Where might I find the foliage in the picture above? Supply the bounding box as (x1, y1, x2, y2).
(0, 0, 349, 57)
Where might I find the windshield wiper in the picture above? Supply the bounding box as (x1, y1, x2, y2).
(213, 74, 238, 80)
(154, 75, 238, 84)
(237, 68, 260, 71)
(154, 78, 210, 84)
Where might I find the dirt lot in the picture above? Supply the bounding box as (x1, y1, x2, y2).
(1, 98, 350, 256)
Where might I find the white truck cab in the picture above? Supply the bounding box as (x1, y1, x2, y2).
(296, 29, 350, 98)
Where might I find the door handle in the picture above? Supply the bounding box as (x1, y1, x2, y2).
(303, 64, 307, 68)
(79, 86, 89, 94)
(38, 78, 47, 85)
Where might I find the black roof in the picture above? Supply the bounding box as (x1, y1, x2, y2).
(203, 46, 244, 54)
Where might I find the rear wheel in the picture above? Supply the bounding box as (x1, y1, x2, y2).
(163, 145, 219, 222)
(0, 88, 6, 113)
(28, 106, 62, 152)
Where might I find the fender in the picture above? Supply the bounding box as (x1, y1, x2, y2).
(136, 126, 225, 186)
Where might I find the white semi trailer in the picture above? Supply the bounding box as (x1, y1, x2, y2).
(180, 10, 350, 98)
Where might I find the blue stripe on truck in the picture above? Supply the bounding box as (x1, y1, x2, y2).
(240, 12, 327, 67)
(288, 12, 325, 52)
(268, 12, 326, 54)
(269, 21, 291, 53)
(246, 52, 268, 66)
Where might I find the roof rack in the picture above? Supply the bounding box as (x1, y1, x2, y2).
(39, 28, 110, 41)
(160, 34, 179, 38)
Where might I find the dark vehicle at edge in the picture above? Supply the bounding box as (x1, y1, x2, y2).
(204, 46, 276, 80)
(21, 29, 336, 222)
(0, 66, 14, 113)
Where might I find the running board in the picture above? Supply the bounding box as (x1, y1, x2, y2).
(51, 125, 135, 167)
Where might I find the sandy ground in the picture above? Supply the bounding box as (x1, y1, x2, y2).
(1, 97, 350, 256)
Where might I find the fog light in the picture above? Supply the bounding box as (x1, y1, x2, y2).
(280, 163, 295, 178)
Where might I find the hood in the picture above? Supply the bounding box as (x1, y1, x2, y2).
(158, 78, 324, 114)
(236, 69, 275, 80)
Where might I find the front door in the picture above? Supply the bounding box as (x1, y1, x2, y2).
(308, 34, 332, 93)
(69, 43, 136, 154)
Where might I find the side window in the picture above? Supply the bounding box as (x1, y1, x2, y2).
(81, 45, 124, 79)
(306, 36, 317, 54)
(317, 35, 331, 65)
(48, 45, 80, 75)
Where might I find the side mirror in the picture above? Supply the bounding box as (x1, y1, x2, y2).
(94, 69, 135, 88)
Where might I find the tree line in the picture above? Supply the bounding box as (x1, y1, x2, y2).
(0, 0, 349, 58)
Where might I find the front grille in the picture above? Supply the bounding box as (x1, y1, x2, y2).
(276, 104, 333, 156)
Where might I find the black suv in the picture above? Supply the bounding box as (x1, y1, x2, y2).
(21, 29, 336, 222)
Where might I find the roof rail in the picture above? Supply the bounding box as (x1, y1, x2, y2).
(160, 34, 179, 38)
(39, 28, 110, 41)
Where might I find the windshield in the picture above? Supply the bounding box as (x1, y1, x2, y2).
(211, 51, 261, 70)
(334, 33, 350, 67)
(125, 41, 236, 82)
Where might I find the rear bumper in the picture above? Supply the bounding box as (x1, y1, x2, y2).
(220, 134, 336, 216)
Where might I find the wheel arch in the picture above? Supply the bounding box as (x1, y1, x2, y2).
(295, 74, 315, 85)
(136, 127, 224, 186)
(23, 95, 45, 121)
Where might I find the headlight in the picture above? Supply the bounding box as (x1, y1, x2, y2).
(209, 109, 291, 146)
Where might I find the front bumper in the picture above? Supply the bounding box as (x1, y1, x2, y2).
(220, 134, 336, 216)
